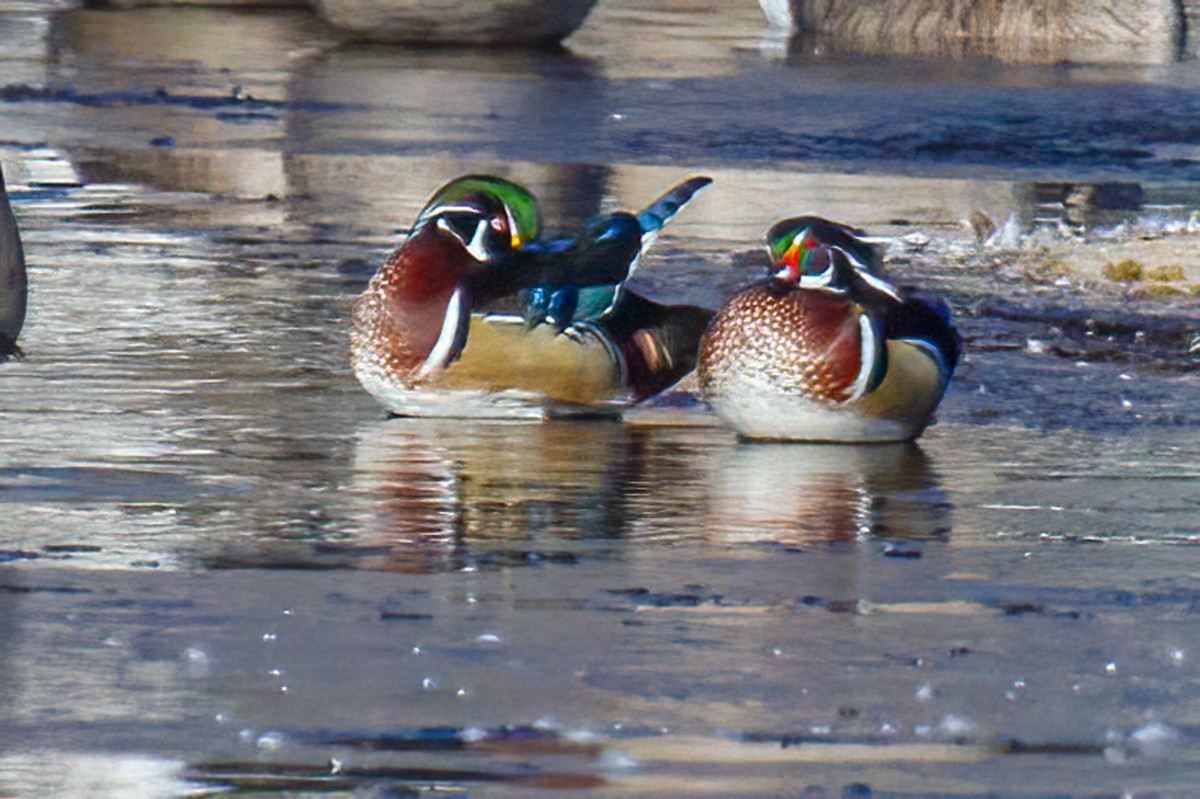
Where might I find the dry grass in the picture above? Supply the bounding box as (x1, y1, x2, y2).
(794, 0, 1180, 62)
(1145, 264, 1186, 282)
(1101, 259, 1144, 282)
(1131, 283, 1188, 298)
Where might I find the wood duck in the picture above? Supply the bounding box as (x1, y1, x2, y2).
(0, 165, 25, 360)
(698, 218, 960, 442)
(350, 174, 712, 418)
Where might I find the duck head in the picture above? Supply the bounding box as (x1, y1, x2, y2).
(767, 215, 883, 276)
(352, 176, 538, 383)
(772, 233, 900, 304)
(770, 223, 961, 384)
(416, 174, 541, 249)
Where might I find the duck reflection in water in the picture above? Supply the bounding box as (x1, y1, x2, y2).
(705, 440, 949, 546)
(343, 416, 949, 573)
(346, 418, 681, 573)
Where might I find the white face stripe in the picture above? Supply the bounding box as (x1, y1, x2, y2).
(430, 202, 481, 216)
(436, 213, 492, 262)
(855, 269, 903, 301)
(417, 285, 465, 378)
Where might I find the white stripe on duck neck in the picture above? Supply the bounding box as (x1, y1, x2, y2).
(417, 285, 466, 378)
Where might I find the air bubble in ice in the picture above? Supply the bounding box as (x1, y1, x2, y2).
(1130, 721, 1181, 756)
(459, 726, 488, 743)
(182, 647, 210, 678)
(599, 749, 637, 769)
(256, 731, 284, 751)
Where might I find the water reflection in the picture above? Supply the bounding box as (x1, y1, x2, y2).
(706, 441, 948, 544)
(41, 0, 1200, 237)
(320, 419, 953, 574)
(1016, 181, 1147, 233)
(345, 418, 684, 572)
(49, 6, 328, 102)
(47, 6, 327, 203)
(568, 0, 766, 78)
(284, 44, 611, 231)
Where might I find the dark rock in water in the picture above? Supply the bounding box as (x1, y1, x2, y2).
(315, 0, 598, 46)
(0, 164, 26, 359)
(83, 0, 308, 7)
(882, 544, 922, 559)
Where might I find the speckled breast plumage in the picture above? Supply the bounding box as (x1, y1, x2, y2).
(351, 258, 447, 388)
(698, 279, 865, 406)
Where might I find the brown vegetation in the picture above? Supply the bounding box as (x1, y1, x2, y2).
(787, 0, 1182, 63)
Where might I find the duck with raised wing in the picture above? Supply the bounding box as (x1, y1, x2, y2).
(520, 175, 713, 332)
(698, 218, 959, 442)
(350, 174, 712, 418)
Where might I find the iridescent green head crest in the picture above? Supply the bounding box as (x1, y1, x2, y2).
(765, 216, 880, 275)
(417, 175, 541, 248)
(766, 218, 810, 265)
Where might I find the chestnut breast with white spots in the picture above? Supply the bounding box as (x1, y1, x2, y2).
(698, 279, 866, 406)
(350, 227, 472, 385)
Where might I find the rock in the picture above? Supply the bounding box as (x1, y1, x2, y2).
(314, 0, 599, 46)
(965, 210, 996, 246)
(85, 0, 306, 7)
(757, 0, 1184, 63)
(0, 165, 25, 357)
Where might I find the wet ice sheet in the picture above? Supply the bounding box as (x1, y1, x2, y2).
(5, 510, 1200, 798)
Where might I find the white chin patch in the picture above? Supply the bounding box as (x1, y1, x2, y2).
(855, 269, 903, 301)
(798, 267, 835, 289)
